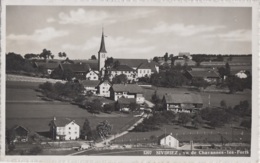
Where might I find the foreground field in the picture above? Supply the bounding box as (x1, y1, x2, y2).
(6, 81, 138, 135)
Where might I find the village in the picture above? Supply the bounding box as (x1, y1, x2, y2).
(5, 28, 252, 156)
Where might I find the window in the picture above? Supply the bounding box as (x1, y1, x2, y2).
(69, 132, 71, 134)
(75, 132, 77, 134)
(69, 127, 71, 130)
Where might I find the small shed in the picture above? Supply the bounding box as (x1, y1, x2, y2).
(158, 133, 179, 149)
(9, 125, 29, 143)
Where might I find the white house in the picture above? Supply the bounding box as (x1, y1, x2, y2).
(98, 80, 111, 97)
(86, 70, 99, 80)
(111, 84, 145, 104)
(110, 65, 137, 82)
(235, 70, 249, 79)
(49, 117, 80, 141)
(80, 80, 100, 95)
(158, 133, 179, 149)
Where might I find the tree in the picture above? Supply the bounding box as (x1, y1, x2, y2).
(164, 52, 169, 61)
(178, 113, 191, 126)
(112, 74, 128, 84)
(153, 57, 159, 63)
(103, 104, 115, 113)
(192, 55, 205, 66)
(105, 57, 114, 68)
(89, 99, 103, 113)
(91, 55, 97, 60)
(114, 60, 120, 68)
(6, 52, 35, 72)
(96, 120, 112, 139)
(24, 53, 38, 59)
(40, 49, 52, 60)
(151, 91, 160, 104)
(240, 119, 251, 129)
(58, 52, 67, 58)
(50, 55, 54, 59)
(81, 119, 92, 140)
(192, 113, 203, 128)
(39, 82, 53, 92)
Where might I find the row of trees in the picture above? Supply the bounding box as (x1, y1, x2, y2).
(39, 81, 85, 101)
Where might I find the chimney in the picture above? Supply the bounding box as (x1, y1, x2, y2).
(53, 117, 56, 121)
(170, 133, 172, 135)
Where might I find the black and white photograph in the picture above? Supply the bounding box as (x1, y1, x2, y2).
(1, 0, 259, 162)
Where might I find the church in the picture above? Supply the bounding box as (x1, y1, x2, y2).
(93, 29, 159, 82)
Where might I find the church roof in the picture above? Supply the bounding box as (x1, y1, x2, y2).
(98, 31, 107, 53)
(111, 65, 135, 71)
(113, 58, 148, 68)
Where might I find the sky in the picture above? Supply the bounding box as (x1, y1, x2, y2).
(6, 6, 252, 59)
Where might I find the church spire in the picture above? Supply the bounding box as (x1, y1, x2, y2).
(98, 27, 107, 53)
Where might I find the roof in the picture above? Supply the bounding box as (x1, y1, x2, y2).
(179, 52, 191, 57)
(71, 60, 99, 71)
(158, 133, 176, 140)
(174, 59, 196, 66)
(112, 84, 143, 93)
(99, 80, 112, 86)
(187, 70, 220, 78)
(111, 65, 135, 71)
(113, 58, 149, 68)
(118, 98, 136, 105)
(164, 93, 203, 104)
(50, 118, 75, 127)
(98, 31, 107, 53)
(10, 125, 29, 132)
(35, 62, 59, 69)
(81, 80, 100, 87)
(137, 61, 157, 70)
(60, 63, 90, 72)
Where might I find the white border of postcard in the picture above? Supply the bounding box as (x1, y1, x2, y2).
(1, 0, 259, 163)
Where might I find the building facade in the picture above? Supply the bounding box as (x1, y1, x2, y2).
(49, 117, 80, 141)
(158, 133, 179, 149)
(98, 80, 111, 97)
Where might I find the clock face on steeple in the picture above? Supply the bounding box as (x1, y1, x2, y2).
(101, 53, 105, 58)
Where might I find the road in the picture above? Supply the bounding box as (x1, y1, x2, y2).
(68, 113, 149, 156)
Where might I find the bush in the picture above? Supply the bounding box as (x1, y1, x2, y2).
(200, 108, 231, 127)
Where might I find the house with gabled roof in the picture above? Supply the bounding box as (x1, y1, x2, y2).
(184, 70, 220, 84)
(34, 62, 59, 75)
(7, 125, 29, 143)
(110, 65, 137, 82)
(86, 70, 99, 80)
(49, 117, 80, 141)
(97, 80, 112, 97)
(162, 93, 203, 113)
(80, 80, 100, 95)
(59, 63, 90, 80)
(158, 133, 179, 149)
(111, 84, 145, 104)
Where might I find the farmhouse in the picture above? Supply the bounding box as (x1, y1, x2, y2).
(98, 80, 112, 97)
(86, 70, 99, 80)
(117, 98, 136, 112)
(59, 63, 90, 80)
(158, 133, 179, 149)
(110, 65, 137, 82)
(49, 117, 80, 141)
(34, 62, 59, 75)
(162, 93, 203, 113)
(184, 70, 220, 84)
(80, 80, 100, 95)
(111, 84, 145, 104)
(8, 125, 29, 143)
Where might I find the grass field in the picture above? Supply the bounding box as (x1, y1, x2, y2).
(142, 86, 251, 108)
(6, 81, 138, 135)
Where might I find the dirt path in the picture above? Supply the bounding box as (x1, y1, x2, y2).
(68, 114, 148, 156)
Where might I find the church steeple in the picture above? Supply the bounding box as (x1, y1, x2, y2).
(98, 28, 107, 71)
(98, 28, 107, 53)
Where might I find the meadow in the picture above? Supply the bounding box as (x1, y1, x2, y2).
(6, 81, 138, 135)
